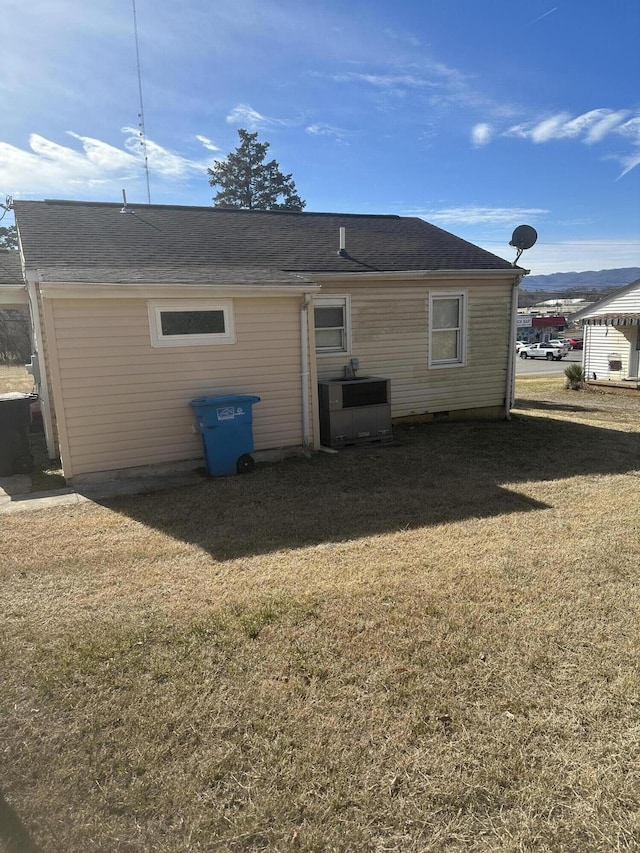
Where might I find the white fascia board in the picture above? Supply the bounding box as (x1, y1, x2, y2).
(309, 268, 526, 284)
(37, 282, 321, 299)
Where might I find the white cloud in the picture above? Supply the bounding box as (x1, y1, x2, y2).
(411, 206, 548, 226)
(331, 72, 433, 89)
(225, 104, 293, 130)
(0, 129, 212, 198)
(492, 108, 640, 177)
(195, 135, 220, 152)
(305, 123, 350, 142)
(121, 127, 209, 179)
(530, 113, 573, 143)
(471, 123, 492, 146)
(505, 109, 631, 145)
(66, 132, 140, 172)
(614, 117, 640, 177)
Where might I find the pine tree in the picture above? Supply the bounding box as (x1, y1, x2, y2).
(0, 225, 18, 250)
(208, 129, 305, 211)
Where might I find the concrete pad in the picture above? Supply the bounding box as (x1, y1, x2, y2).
(0, 474, 31, 498)
(0, 470, 205, 514)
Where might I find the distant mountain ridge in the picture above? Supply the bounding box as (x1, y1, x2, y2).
(521, 268, 640, 292)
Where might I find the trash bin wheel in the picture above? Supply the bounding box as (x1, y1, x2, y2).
(236, 453, 255, 474)
(12, 454, 34, 475)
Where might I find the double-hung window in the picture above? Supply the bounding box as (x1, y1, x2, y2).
(429, 292, 466, 367)
(314, 296, 350, 354)
(148, 300, 235, 347)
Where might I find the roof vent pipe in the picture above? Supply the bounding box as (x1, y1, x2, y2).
(120, 189, 134, 214)
(338, 227, 347, 256)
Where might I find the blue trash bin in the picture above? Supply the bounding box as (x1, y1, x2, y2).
(190, 394, 261, 476)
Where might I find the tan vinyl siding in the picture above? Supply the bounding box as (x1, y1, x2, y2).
(47, 296, 307, 477)
(315, 278, 513, 417)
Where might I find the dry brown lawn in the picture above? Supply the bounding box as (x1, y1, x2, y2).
(1, 378, 639, 852)
(0, 364, 33, 395)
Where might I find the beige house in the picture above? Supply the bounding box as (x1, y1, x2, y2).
(9, 200, 525, 483)
(572, 278, 640, 387)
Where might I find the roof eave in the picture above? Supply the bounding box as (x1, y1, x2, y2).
(309, 268, 526, 283)
(36, 281, 321, 299)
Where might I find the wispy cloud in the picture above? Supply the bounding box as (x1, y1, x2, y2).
(506, 109, 630, 145)
(225, 104, 294, 131)
(614, 117, 640, 177)
(324, 59, 514, 118)
(0, 129, 212, 197)
(330, 72, 434, 90)
(482, 108, 640, 177)
(305, 123, 351, 142)
(195, 135, 220, 152)
(410, 206, 548, 226)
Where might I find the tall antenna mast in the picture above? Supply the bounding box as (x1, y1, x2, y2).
(132, 0, 151, 204)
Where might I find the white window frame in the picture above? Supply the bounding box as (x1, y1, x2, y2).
(314, 295, 351, 355)
(428, 291, 467, 368)
(148, 300, 236, 347)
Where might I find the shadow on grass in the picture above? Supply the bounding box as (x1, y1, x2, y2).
(514, 398, 601, 414)
(0, 790, 42, 853)
(96, 414, 640, 561)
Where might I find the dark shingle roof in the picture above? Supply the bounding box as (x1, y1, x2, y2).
(14, 200, 515, 283)
(0, 250, 24, 285)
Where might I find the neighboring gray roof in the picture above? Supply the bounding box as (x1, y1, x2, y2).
(14, 200, 516, 284)
(0, 250, 23, 285)
(572, 277, 640, 323)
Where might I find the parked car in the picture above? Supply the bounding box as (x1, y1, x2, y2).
(565, 337, 583, 350)
(549, 339, 571, 354)
(519, 342, 567, 361)
(515, 340, 528, 353)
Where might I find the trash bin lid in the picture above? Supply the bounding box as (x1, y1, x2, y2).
(0, 392, 38, 404)
(190, 394, 260, 407)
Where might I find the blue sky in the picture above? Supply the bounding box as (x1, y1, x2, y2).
(1, 0, 639, 274)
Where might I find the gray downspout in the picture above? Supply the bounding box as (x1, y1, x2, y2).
(300, 294, 311, 447)
(505, 275, 523, 419)
(26, 277, 56, 459)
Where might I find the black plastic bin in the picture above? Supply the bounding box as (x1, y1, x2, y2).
(0, 392, 38, 476)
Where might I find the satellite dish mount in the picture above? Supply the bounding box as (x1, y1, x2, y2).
(509, 225, 537, 266)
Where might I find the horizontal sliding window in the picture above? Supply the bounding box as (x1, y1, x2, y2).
(148, 300, 235, 347)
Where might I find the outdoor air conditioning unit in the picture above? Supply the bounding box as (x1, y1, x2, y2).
(318, 376, 393, 449)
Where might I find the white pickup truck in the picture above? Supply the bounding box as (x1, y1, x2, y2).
(519, 342, 567, 361)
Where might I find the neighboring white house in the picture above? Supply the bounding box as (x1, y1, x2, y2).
(572, 278, 640, 385)
(10, 200, 526, 483)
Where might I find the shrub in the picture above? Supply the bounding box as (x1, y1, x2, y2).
(564, 363, 585, 390)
